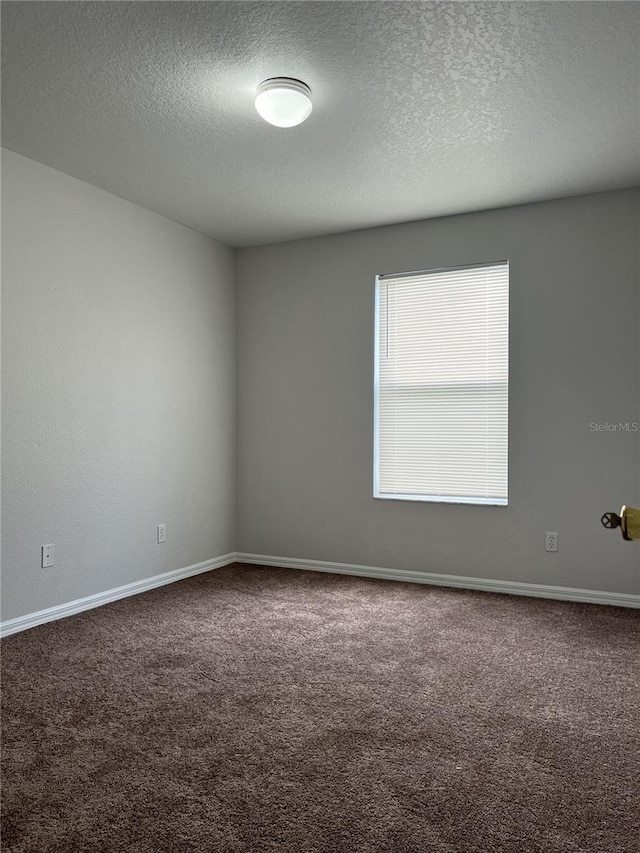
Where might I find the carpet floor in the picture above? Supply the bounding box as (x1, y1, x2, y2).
(1, 563, 639, 852)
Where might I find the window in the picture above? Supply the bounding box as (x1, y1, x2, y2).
(374, 261, 509, 506)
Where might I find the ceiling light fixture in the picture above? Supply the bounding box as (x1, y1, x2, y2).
(255, 78, 312, 128)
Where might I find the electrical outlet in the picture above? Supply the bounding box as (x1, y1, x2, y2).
(157, 523, 166, 544)
(42, 544, 55, 568)
(545, 532, 558, 552)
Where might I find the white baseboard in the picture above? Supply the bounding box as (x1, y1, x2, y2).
(236, 552, 640, 609)
(0, 553, 236, 638)
(3, 550, 637, 637)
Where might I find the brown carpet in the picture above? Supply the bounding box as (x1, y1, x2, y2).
(1, 563, 639, 852)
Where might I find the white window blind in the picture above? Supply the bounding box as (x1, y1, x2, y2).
(374, 261, 509, 505)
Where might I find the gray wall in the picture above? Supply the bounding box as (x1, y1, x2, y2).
(1, 149, 236, 621)
(3, 149, 638, 623)
(236, 189, 640, 595)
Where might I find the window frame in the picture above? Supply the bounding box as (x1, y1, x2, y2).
(373, 260, 509, 507)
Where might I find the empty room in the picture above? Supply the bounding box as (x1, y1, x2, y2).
(1, 2, 639, 851)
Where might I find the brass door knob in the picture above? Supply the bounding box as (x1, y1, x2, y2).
(601, 506, 640, 541)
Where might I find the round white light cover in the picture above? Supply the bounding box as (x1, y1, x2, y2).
(255, 78, 312, 128)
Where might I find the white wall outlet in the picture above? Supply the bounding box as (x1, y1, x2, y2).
(545, 532, 558, 552)
(157, 523, 167, 544)
(41, 544, 55, 568)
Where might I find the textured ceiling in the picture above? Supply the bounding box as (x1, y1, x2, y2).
(2, 1, 639, 247)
